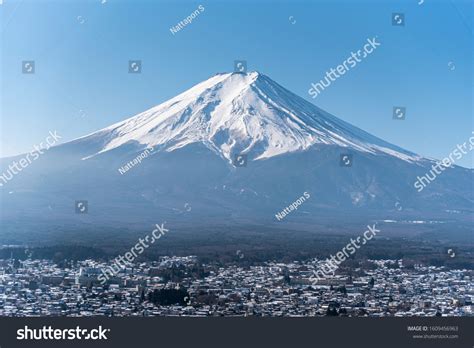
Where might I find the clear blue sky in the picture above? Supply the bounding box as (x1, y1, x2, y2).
(1, 0, 473, 167)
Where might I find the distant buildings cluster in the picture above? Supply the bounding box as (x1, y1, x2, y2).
(0, 257, 472, 317)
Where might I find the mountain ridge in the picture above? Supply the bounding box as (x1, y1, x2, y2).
(70, 71, 422, 165)
(0, 71, 472, 229)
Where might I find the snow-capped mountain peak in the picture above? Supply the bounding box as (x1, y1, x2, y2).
(80, 71, 421, 163)
(2, 72, 472, 227)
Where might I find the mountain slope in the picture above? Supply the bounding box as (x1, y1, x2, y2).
(75, 72, 421, 163)
(0, 72, 472, 232)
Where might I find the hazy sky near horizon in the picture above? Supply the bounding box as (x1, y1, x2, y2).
(1, 0, 473, 167)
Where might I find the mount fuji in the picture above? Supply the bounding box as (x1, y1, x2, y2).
(77, 72, 420, 163)
(1, 72, 473, 231)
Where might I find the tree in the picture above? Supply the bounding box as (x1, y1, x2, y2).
(326, 305, 339, 316)
(148, 288, 189, 306)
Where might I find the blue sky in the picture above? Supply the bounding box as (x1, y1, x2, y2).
(1, 0, 473, 167)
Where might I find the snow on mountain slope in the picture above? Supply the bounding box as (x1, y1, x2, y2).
(1, 71, 472, 230)
(78, 72, 422, 163)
